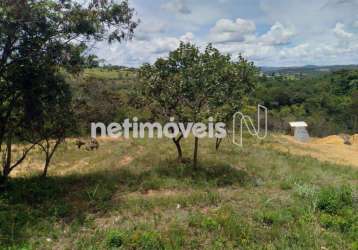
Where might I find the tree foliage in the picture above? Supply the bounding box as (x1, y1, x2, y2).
(141, 43, 257, 166)
(256, 69, 358, 135)
(0, 0, 138, 182)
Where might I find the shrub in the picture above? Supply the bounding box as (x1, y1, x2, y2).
(319, 213, 348, 231)
(256, 209, 294, 226)
(129, 231, 164, 250)
(140, 177, 163, 192)
(201, 216, 220, 231)
(317, 185, 352, 214)
(106, 230, 125, 249)
(319, 207, 358, 238)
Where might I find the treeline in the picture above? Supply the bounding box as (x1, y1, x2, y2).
(74, 67, 358, 138)
(255, 70, 358, 136)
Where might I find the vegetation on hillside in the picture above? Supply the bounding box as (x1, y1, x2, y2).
(0, 0, 138, 182)
(0, 135, 357, 249)
(140, 43, 257, 165)
(0, 60, 357, 248)
(72, 65, 358, 138)
(0, 1, 357, 248)
(256, 70, 358, 135)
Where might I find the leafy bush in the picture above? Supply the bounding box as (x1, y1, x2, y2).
(140, 177, 163, 192)
(317, 185, 352, 214)
(201, 216, 220, 231)
(129, 231, 164, 250)
(105, 229, 164, 249)
(106, 230, 125, 249)
(256, 209, 294, 226)
(319, 213, 350, 232)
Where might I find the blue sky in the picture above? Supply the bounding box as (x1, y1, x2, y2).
(94, 0, 358, 67)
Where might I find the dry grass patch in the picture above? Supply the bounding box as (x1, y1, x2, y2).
(270, 134, 358, 168)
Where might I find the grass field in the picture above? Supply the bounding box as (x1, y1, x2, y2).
(83, 69, 138, 81)
(0, 135, 357, 249)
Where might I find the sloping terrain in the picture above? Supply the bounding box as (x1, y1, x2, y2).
(270, 134, 358, 168)
(1, 136, 357, 249)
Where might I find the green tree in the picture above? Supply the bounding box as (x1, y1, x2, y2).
(210, 55, 257, 150)
(141, 43, 256, 167)
(140, 57, 187, 161)
(0, 0, 138, 183)
(21, 71, 75, 177)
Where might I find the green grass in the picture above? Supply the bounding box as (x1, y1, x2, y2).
(83, 68, 137, 81)
(0, 135, 357, 249)
(79, 68, 139, 92)
(84, 68, 118, 80)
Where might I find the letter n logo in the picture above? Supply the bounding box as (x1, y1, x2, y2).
(232, 105, 268, 146)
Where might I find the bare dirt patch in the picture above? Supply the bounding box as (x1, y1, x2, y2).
(118, 155, 134, 166)
(271, 135, 358, 168)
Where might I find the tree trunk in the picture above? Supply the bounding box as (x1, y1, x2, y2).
(215, 138, 223, 151)
(1, 166, 10, 186)
(41, 139, 61, 178)
(42, 156, 50, 177)
(172, 138, 183, 161)
(193, 137, 199, 169)
(1, 136, 12, 183)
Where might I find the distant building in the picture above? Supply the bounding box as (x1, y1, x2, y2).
(289, 121, 310, 142)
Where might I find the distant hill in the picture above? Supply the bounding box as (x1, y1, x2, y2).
(260, 65, 358, 75)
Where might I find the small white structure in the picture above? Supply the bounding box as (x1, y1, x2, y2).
(289, 121, 310, 142)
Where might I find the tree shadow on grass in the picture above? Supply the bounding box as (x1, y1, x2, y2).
(153, 159, 254, 187)
(0, 160, 254, 247)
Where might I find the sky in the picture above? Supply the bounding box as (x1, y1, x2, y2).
(93, 0, 358, 67)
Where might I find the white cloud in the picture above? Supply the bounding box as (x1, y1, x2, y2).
(259, 0, 358, 39)
(204, 16, 358, 66)
(161, 0, 191, 15)
(333, 22, 353, 39)
(209, 18, 256, 43)
(209, 18, 294, 46)
(92, 0, 358, 67)
(260, 22, 295, 45)
(95, 32, 197, 67)
(180, 32, 195, 43)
